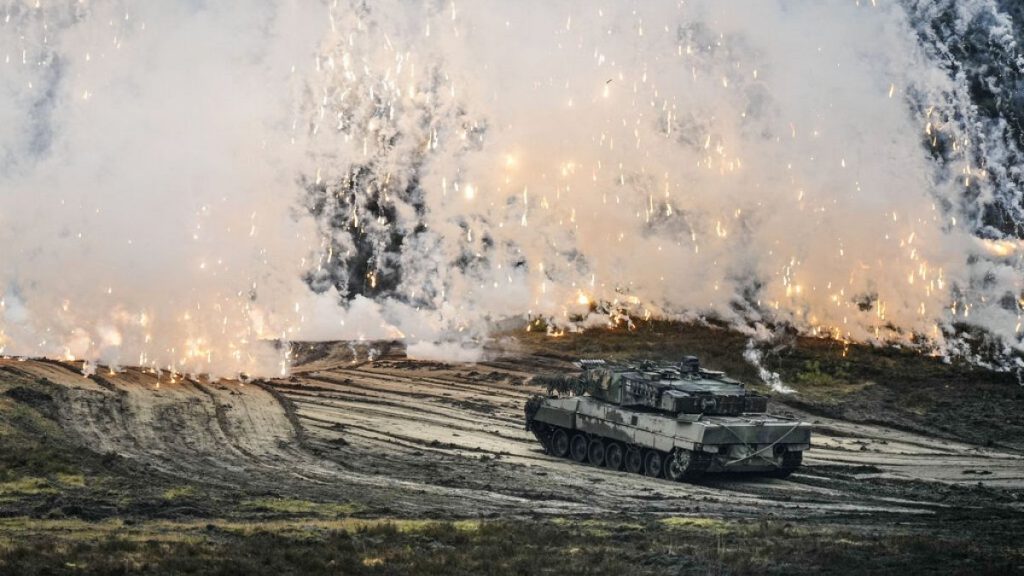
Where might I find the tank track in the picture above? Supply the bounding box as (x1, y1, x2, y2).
(767, 450, 802, 478)
(528, 421, 713, 482)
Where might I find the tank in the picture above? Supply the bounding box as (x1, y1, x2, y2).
(524, 357, 811, 480)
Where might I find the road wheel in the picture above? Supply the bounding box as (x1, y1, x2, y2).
(665, 449, 697, 482)
(625, 447, 643, 474)
(605, 442, 624, 470)
(644, 450, 665, 478)
(587, 438, 605, 466)
(569, 433, 589, 462)
(550, 429, 570, 458)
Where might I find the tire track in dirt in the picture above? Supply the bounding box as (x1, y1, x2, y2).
(4, 353, 1021, 522)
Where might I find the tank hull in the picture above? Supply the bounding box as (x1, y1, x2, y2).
(528, 396, 810, 478)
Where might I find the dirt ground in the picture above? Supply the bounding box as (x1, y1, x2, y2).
(1, 323, 1022, 574)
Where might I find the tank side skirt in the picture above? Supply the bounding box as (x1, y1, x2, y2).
(531, 403, 693, 452)
(532, 405, 576, 430)
(576, 397, 702, 451)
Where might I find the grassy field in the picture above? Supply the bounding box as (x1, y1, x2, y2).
(1, 514, 1020, 575)
(2, 324, 1023, 574)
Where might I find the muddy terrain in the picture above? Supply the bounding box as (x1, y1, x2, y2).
(1, 324, 1022, 574)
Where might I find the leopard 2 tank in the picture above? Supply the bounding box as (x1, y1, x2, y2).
(524, 357, 810, 481)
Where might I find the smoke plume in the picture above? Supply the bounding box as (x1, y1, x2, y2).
(2, 1, 1023, 376)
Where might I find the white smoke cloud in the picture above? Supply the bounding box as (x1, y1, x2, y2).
(1, 0, 1022, 376)
(0, 1, 327, 375)
(406, 340, 483, 363)
(302, 0, 1023, 350)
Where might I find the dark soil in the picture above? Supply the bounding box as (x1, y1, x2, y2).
(0, 323, 1022, 574)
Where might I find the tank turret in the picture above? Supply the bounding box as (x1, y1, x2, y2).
(532, 358, 768, 417)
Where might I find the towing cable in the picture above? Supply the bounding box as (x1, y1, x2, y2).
(719, 420, 803, 467)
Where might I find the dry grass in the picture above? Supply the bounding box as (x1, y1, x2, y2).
(2, 327, 1023, 574)
(1, 516, 1020, 576)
